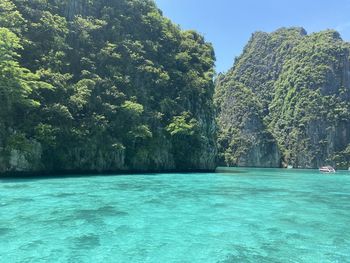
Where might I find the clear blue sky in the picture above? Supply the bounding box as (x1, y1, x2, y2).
(154, 0, 350, 73)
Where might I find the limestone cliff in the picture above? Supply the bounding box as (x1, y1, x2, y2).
(216, 28, 350, 169)
(0, 0, 216, 174)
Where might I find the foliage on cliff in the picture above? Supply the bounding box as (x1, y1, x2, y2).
(216, 28, 350, 169)
(0, 0, 216, 172)
(215, 79, 280, 167)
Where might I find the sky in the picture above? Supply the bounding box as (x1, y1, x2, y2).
(154, 0, 350, 73)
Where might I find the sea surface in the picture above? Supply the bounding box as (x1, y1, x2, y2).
(1, 169, 350, 263)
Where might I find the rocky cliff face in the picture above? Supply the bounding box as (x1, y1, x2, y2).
(0, 0, 216, 174)
(230, 28, 306, 111)
(216, 28, 350, 169)
(215, 79, 281, 167)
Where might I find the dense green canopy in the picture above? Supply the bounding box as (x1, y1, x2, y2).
(1, 1, 349, 173)
(216, 28, 350, 169)
(0, 0, 216, 173)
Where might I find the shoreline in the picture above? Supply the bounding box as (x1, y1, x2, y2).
(2, 167, 349, 179)
(0, 168, 216, 179)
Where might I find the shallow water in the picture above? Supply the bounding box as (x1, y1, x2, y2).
(1, 169, 350, 263)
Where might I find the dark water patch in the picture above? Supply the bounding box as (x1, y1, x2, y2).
(323, 252, 350, 263)
(19, 240, 45, 250)
(303, 220, 325, 229)
(50, 192, 77, 198)
(50, 209, 73, 218)
(260, 241, 284, 254)
(96, 205, 129, 217)
(164, 189, 194, 199)
(332, 237, 347, 246)
(71, 234, 100, 249)
(213, 202, 228, 208)
(41, 210, 76, 225)
(219, 246, 282, 263)
(260, 239, 309, 261)
(266, 227, 283, 236)
(0, 227, 13, 236)
(74, 206, 128, 223)
(2, 184, 30, 189)
(115, 225, 133, 235)
(74, 209, 102, 224)
(244, 222, 261, 231)
(12, 197, 35, 203)
(279, 216, 303, 225)
(329, 191, 350, 196)
(145, 197, 162, 205)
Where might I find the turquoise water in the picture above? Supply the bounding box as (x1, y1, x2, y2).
(1, 169, 350, 263)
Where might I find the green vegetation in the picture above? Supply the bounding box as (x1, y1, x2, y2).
(216, 28, 350, 169)
(0, 0, 216, 173)
(1, 0, 349, 174)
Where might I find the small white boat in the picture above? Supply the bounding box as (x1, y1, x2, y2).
(287, 165, 293, 169)
(319, 166, 336, 173)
